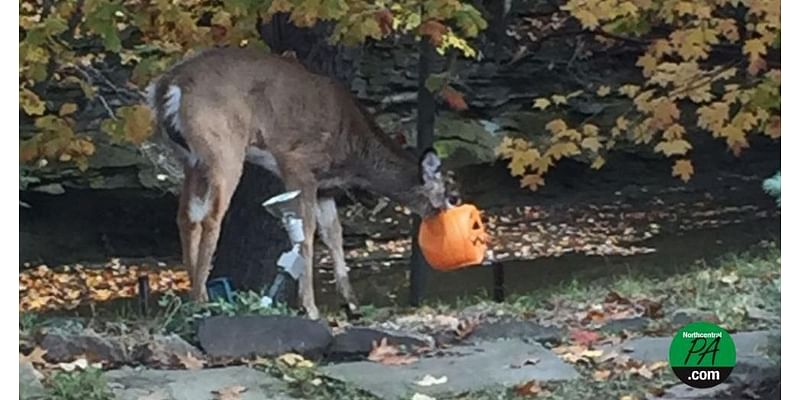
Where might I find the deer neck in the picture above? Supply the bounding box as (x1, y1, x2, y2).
(349, 111, 431, 215)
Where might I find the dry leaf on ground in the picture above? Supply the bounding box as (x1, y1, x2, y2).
(211, 385, 247, 400)
(515, 380, 551, 397)
(368, 338, 418, 365)
(177, 352, 205, 370)
(20, 347, 48, 365)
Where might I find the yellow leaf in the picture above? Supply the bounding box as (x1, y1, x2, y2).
(596, 85, 611, 97)
(509, 148, 540, 177)
(59, 103, 78, 116)
(672, 159, 694, 182)
(573, 9, 600, 30)
(764, 116, 780, 138)
(591, 156, 605, 169)
(495, 136, 515, 158)
(582, 124, 600, 136)
(663, 124, 686, 140)
(655, 139, 692, 156)
(618, 84, 640, 98)
(652, 99, 680, 129)
(545, 119, 568, 134)
(743, 38, 767, 58)
(615, 116, 630, 131)
(533, 98, 551, 110)
(555, 129, 581, 142)
(520, 174, 544, 191)
(649, 39, 672, 58)
(546, 142, 580, 160)
(581, 137, 602, 152)
(636, 54, 658, 77)
(20, 88, 46, 116)
(119, 105, 153, 144)
(551, 95, 568, 106)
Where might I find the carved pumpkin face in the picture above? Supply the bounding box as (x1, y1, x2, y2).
(418, 204, 489, 271)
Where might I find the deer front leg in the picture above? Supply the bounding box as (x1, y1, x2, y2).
(316, 197, 359, 315)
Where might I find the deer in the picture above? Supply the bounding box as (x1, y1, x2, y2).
(147, 47, 461, 319)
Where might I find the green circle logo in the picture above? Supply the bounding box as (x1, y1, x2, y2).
(669, 322, 736, 388)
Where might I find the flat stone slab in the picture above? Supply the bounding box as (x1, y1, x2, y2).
(321, 338, 579, 399)
(105, 366, 292, 400)
(603, 330, 777, 363)
(198, 315, 332, 360)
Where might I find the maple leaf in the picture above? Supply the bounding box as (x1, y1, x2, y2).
(581, 137, 602, 153)
(663, 124, 685, 139)
(368, 338, 418, 365)
(764, 116, 780, 138)
(177, 352, 205, 370)
(551, 94, 568, 106)
(591, 156, 605, 170)
(651, 99, 680, 129)
(520, 174, 545, 191)
(212, 385, 247, 400)
(596, 85, 611, 97)
(20, 347, 48, 366)
(672, 159, 694, 182)
(419, 20, 447, 46)
(374, 9, 394, 35)
(509, 148, 540, 176)
(495, 137, 515, 158)
(636, 54, 658, 77)
(546, 142, 580, 160)
(515, 380, 551, 397)
(533, 98, 551, 110)
(582, 124, 600, 136)
(570, 328, 601, 346)
(654, 139, 692, 156)
(618, 84, 640, 98)
(545, 119, 568, 134)
(593, 369, 611, 381)
(440, 86, 468, 111)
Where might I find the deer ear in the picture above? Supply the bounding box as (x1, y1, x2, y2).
(420, 149, 442, 183)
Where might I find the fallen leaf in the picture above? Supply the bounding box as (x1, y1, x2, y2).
(20, 347, 48, 365)
(570, 329, 601, 346)
(211, 385, 247, 400)
(455, 318, 479, 339)
(177, 352, 205, 370)
(593, 369, 611, 381)
(368, 338, 418, 365)
(515, 380, 551, 397)
(415, 374, 448, 386)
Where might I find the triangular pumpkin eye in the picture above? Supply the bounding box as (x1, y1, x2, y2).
(472, 221, 480, 230)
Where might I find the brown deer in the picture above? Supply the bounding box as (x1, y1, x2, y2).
(147, 47, 460, 319)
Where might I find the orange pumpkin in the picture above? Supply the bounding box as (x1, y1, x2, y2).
(418, 204, 489, 271)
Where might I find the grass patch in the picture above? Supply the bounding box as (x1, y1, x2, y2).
(43, 368, 112, 400)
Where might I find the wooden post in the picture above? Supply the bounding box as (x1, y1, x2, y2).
(409, 36, 436, 307)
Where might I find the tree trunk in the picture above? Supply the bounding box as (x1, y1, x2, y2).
(210, 15, 357, 300)
(409, 37, 437, 306)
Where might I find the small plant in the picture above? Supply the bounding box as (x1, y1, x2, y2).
(156, 290, 296, 340)
(45, 368, 111, 400)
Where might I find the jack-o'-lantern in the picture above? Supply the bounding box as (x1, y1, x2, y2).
(418, 204, 489, 271)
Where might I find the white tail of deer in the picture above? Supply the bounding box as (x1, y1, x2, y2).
(147, 48, 460, 318)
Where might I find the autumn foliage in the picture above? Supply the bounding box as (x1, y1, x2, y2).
(497, 0, 780, 189)
(19, 0, 485, 172)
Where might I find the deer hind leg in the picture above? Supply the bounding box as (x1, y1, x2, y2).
(190, 157, 244, 302)
(177, 166, 204, 294)
(315, 197, 359, 314)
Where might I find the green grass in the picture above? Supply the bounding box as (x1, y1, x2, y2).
(43, 368, 112, 400)
(359, 244, 780, 333)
